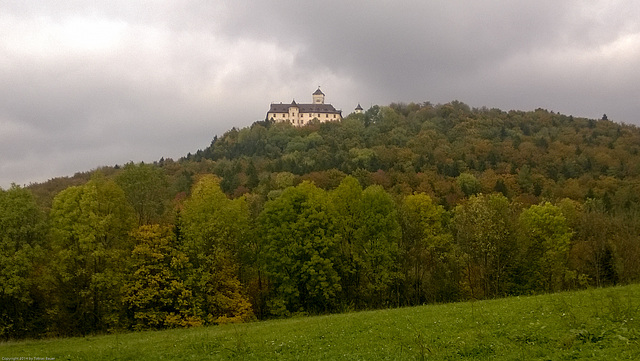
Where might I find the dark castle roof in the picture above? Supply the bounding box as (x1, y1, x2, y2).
(313, 88, 325, 95)
(268, 102, 341, 114)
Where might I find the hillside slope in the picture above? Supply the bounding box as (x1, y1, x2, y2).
(30, 101, 640, 210)
(3, 284, 639, 360)
(194, 102, 640, 209)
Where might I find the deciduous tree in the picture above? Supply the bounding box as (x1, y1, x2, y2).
(353, 185, 401, 308)
(179, 175, 253, 324)
(399, 193, 458, 305)
(259, 182, 341, 315)
(49, 175, 135, 335)
(123, 224, 198, 330)
(116, 162, 170, 225)
(518, 202, 573, 292)
(454, 193, 515, 298)
(0, 186, 47, 339)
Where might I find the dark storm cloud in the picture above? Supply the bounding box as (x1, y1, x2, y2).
(1, 0, 639, 187)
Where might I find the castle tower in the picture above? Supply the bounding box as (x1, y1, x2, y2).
(312, 87, 325, 104)
(355, 103, 363, 114)
(289, 99, 299, 124)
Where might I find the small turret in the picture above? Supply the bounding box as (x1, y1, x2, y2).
(355, 103, 363, 114)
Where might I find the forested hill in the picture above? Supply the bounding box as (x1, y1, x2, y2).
(188, 101, 640, 209)
(4, 100, 640, 339)
(29, 101, 640, 209)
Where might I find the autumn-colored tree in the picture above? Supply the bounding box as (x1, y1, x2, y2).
(123, 224, 198, 330)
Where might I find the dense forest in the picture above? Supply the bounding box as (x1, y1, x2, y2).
(3, 101, 640, 339)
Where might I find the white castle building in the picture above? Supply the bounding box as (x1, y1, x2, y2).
(267, 88, 344, 126)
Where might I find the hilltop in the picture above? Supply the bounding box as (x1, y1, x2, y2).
(29, 101, 640, 211)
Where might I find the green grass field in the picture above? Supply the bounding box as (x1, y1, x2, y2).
(2, 285, 639, 360)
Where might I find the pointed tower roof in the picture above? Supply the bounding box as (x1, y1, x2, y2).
(291, 99, 298, 106)
(355, 103, 363, 111)
(313, 87, 324, 96)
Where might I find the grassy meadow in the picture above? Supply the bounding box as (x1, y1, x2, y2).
(2, 284, 639, 360)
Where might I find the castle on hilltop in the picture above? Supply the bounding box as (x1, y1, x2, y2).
(267, 88, 362, 126)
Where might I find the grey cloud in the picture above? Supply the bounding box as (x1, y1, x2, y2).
(1, 0, 639, 187)
(218, 0, 640, 111)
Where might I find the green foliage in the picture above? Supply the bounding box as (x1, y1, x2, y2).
(454, 193, 516, 298)
(399, 193, 458, 304)
(116, 162, 170, 225)
(259, 181, 341, 315)
(179, 175, 254, 324)
(330, 178, 404, 308)
(123, 224, 197, 330)
(0, 186, 47, 339)
(457, 172, 482, 197)
(518, 202, 573, 292)
(329, 176, 363, 304)
(353, 185, 402, 307)
(49, 175, 136, 336)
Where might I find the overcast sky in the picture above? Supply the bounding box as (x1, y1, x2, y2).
(2, 0, 639, 188)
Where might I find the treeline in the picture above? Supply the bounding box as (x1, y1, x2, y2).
(4, 101, 640, 339)
(192, 102, 640, 212)
(2, 171, 638, 339)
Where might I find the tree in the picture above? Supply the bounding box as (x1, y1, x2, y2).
(179, 175, 253, 324)
(330, 178, 406, 308)
(0, 186, 47, 339)
(568, 199, 618, 287)
(453, 193, 515, 298)
(246, 160, 260, 189)
(518, 202, 573, 292)
(457, 172, 482, 197)
(259, 181, 341, 315)
(399, 193, 457, 305)
(122, 225, 198, 330)
(352, 185, 402, 308)
(116, 162, 170, 226)
(49, 175, 136, 335)
(329, 176, 363, 304)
